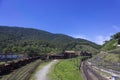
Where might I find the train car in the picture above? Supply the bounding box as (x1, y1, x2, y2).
(0, 56, 41, 75)
(80, 51, 92, 57)
(49, 54, 64, 59)
(63, 51, 77, 58)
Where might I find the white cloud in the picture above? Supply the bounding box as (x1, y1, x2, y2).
(94, 35, 110, 45)
(71, 34, 111, 45)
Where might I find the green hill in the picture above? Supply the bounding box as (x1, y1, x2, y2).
(91, 32, 120, 71)
(101, 39, 118, 51)
(0, 26, 100, 56)
(101, 32, 120, 51)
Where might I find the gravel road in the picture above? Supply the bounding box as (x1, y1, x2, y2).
(35, 60, 58, 80)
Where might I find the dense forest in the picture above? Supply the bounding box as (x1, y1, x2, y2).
(0, 26, 101, 57)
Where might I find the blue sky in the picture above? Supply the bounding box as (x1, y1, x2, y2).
(0, 0, 120, 44)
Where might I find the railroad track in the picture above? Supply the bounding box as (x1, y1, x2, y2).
(0, 60, 42, 80)
(82, 61, 108, 80)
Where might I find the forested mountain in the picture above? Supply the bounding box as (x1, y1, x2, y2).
(0, 26, 100, 56)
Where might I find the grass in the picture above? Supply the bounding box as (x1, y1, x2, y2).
(102, 39, 117, 51)
(103, 53, 120, 63)
(48, 57, 83, 80)
(109, 47, 120, 54)
(90, 50, 120, 71)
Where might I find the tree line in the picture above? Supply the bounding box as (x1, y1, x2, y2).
(0, 26, 100, 57)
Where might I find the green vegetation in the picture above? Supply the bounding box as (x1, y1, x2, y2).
(74, 45, 99, 54)
(100, 32, 120, 64)
(101, 39, 117, 51)
(90, 51, 120, 71)
(111, 32, 120, 39)
(49, 57, 83, 80)
(102, 32, 120, 51)
(109, 47, 120, 54)
(103, 53, 120, 63)
(0, 26, 100, 57)
(90, 32, 120, 72)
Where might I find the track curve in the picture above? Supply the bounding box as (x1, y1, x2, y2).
(82, 61, 108, 80)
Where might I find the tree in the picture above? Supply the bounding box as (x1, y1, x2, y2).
(118, 38, 120, 44)
(111, 32, 120, 39)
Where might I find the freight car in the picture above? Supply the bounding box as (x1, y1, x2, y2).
(49, 51, 92, 59)
(80, 51, 92, 57)
(0, 56, 40, 75)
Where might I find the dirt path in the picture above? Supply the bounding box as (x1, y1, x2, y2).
(35, 60, 58, 80)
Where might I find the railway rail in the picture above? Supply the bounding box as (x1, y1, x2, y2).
(82, 61, 108, 80)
